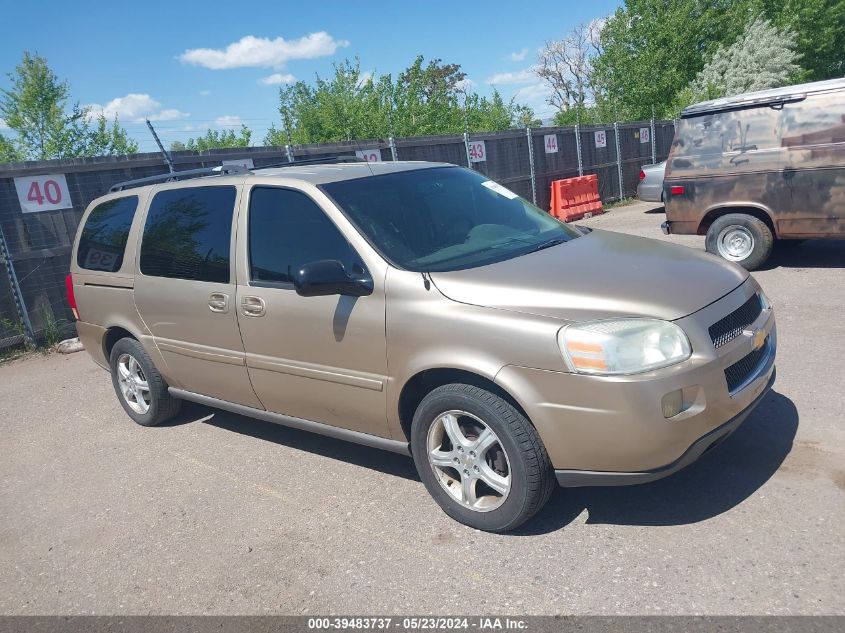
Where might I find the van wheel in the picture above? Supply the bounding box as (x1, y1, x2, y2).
(109, 338, 181, 426)
(705, 214, 773, 270)
(411, 384, 554, 533)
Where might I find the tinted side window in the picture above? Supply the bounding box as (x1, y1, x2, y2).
(77, 196, 139, 272)
(140, 186, 236, 283)
(248, 187, 359, 283)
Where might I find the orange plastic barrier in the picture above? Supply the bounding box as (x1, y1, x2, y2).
(549, 174, 603, 222)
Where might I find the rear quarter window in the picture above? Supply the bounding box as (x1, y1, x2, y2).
(76, 195, 139, 272)
(139, 186, 236, 283)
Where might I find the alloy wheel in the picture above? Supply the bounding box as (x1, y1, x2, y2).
(426, 410, 511, 512)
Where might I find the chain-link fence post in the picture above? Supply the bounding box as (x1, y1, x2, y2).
(388, 136, 398, 161)
(526, 127, 537, 205)
(650, 106, 657, 164)
(613, 121, 624, 201)
(463, 131, 473, 169)
(574, 124, 583, 176)
(0, 224, 35, 345)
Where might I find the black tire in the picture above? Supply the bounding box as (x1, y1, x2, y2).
(410, 383, 555, 533)
(705, 213, 773, 271)
(109, 337, 181, 426)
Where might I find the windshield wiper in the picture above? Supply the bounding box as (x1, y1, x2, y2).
(527, 238, 566, 253)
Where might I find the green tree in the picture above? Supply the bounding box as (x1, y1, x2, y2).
(87, 113, 139, 156)
(185, 125, 252, 151)
(0, 51, 138, 159)
(265, 56, 532, 144)
(754, 0, 844, 81)
(170, 140, 186, 152)
(671, 16, 800, 115)
(0, 132, 20, 162)
(593, 1, 759, 120)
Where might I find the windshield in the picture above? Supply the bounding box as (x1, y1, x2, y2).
(321, 166, 581, 272)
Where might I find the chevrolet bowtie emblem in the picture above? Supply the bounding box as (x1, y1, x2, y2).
(752, 328, 767, 350)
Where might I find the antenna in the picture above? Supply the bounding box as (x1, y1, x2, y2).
(146, 119, 175, 173)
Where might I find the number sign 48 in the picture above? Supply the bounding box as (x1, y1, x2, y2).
(14, 174, 72, 213)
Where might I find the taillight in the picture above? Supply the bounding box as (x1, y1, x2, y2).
(639, 169, 646, 181)
(670, 185, 685, 196)
(65, 273, 79, 321)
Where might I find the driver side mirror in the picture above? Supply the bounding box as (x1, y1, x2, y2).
(292, 260, 373, 297)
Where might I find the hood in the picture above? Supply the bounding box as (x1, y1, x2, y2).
(429, 229, 748, 322)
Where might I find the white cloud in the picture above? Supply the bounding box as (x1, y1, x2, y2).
(355, 70, 374, 89)
(511, 81, 555, 118)
(486, 68, 537, 85)
(199, 90, 211, 96)
(179, 32, 349, 70)
(508, 48, 529, 62)
(454, 78, 475, 91)
(259, 72, 296, 85)
(214, 115, 243, 127)
(0, 118, 8, 130)
(86, 93, 189, 122)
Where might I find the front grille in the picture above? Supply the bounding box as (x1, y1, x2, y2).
(709, 293, 763, 348)
(724, 336, 769, 392)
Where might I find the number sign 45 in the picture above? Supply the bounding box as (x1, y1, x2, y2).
(14, 174, 72, 213)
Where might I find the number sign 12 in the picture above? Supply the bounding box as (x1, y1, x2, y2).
(14, 174, 72, 213)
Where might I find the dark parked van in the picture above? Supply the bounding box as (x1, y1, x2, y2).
(662, 78, 845, 270)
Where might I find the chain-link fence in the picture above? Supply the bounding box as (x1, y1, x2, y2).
(0, 119, 675, 352)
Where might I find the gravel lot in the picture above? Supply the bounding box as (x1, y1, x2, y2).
(1, 201, 843, 615)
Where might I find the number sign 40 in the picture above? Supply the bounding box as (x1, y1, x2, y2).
(14, 174, 72, 213)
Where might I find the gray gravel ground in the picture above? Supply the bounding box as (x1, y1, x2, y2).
(1, 201, 843, 615)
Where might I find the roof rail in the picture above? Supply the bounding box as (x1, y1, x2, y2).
(255, 155, 366, 170)
(108, 164, 251, 192)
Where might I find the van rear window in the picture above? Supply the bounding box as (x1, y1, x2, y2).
(139, 186, 236, 283)
(77, 196, 139, 272)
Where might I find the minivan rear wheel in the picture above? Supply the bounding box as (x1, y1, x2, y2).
(109, 338, 181, 426)
(705, 213, 773, 270)
(411, 383, 554, 532)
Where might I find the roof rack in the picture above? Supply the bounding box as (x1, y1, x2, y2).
(108, 156, 367, 192)
(109, 164, 250, 192)
(254, 155, 366, 170)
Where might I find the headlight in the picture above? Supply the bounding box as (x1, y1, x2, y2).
(558, 319, 692, 375)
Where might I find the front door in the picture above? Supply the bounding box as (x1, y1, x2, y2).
(779, 89, 845, 236)
(235, 185, 389, 437)
(134, 183, 262, 408)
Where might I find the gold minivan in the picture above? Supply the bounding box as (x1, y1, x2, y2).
(68, 160, 776, 531)
(663, 78, 845, 270)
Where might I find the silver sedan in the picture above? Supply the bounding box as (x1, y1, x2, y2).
(637, 161, 666, 202)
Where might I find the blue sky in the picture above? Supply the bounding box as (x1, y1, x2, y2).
(0, 0, 621, 151)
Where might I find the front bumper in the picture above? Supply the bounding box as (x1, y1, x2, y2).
(554, 370, 773, 486)
(495, 281, 776, 480)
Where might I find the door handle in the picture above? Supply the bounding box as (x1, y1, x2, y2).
(208, 292, 229, 313)
(241, 295, 266, 317)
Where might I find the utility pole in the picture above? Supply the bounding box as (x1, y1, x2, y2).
(146, 119, 175, 173)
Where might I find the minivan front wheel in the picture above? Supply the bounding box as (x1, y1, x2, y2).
(109, 338, 181, 426)
(706, 213, 773, 270)
(411, 384, 554, 532)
